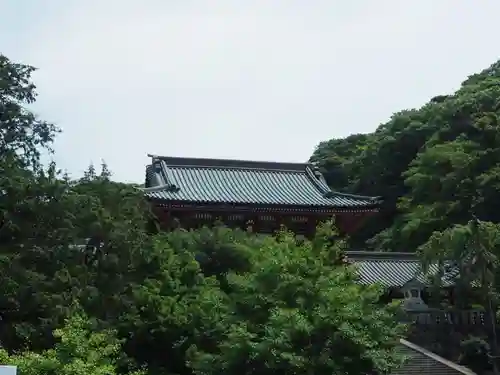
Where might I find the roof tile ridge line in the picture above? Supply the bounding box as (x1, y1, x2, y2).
(304, 165, 333, 195)
(346, 251, 418, 256)
(158, 160, 180, 192)
(350, 258, 419, 261)
(144, 164, 153, 188)
(304, 164, 381, 202)
(148, 153, 308, 171)
(399, 339, 477, 375)
(168, 164, 306, 173)
(328, 190, 382, 202)
(141, 158, 180, 193)
(345, 251, 419, 260)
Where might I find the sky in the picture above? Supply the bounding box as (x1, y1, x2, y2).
(1, 0, 500, 183)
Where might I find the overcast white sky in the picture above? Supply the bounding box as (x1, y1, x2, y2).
(1, 1, 500, 183)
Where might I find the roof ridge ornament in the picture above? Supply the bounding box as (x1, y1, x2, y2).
(304, 165, 332, 196)
(142, 184, 179, 193)
(152, 158, 180, 193)
(312, 165, 322, 179)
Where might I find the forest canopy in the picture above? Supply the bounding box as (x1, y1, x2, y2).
(3, 51, 500, 374)
(310, 61, 500, 253)
(0, 54, 407, 375)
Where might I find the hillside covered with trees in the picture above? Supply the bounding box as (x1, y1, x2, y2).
(311, 61, 500, 253)
(4, 50, 500, 375)
(0, 54, 408, 375)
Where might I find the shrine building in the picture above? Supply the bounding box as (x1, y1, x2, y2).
(143, 155, 380, 237)
(142, 155, 484, 373)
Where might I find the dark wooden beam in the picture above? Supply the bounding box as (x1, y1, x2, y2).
(151, 205, 376, 237)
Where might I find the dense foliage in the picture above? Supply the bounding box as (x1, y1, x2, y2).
(311, 61, 500, 371)
(0, 314, 142, 375)
(311, 61, 500, 253)
(0, 54, 406, 375)
(5, 49, 500, 374)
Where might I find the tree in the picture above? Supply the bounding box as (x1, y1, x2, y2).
(188, 227, 407, 375)
(419, 219, 500, 373)
(0, 54, 72, 351)
(309, 55, 500, 366)
(310, 59, 500, 253)
(0, 312, 144, 375)
(0, 160, 151, 353)
(0, 55, 59, 168)
(0, 54, 62, 254)
(113, 230, 230, 375)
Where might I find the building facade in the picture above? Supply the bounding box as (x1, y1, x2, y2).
(144, 155, 380, 237)
(346, 250, 487, 370)
(141, 155, 479, 374)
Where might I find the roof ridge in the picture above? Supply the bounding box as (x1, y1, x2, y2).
(145, 159, 180, 192)
(149, 154, 310, 171)
(159, 160, 180, 192)
(359, 258, 419, 262)
(168, 164, 306, 173)
(144, 153, 381, 209)
(346, 251, 419, 260)
(328, 190, 382, 201)
(399, 340, 477, 375)
(303, 165, 382, 205)
(304, 165, 332, 195)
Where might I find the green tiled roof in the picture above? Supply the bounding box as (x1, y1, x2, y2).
(143, 155, 380, 210)
(346, 251, 455, 287)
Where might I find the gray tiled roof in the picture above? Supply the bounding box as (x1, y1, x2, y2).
(346, 251, 454, 287)
(394, 339, 476, 375)
(143, 155, 380, 209)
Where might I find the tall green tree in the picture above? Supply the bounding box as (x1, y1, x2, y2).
(419, 219, 500, 372)
(0, 55, 59, 168)
(0, 313, 144, 375)
(0, 54, 152, 353)
(311, 59, 500, 252)
(0, 54, 70, 350)
(188, 228, 407, 375)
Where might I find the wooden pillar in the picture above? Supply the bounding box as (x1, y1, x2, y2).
(152, 206, 171, 231)
(305, 216, 317, 239)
